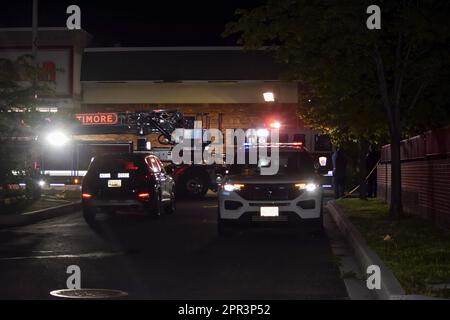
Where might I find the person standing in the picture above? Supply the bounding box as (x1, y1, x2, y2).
(332, 147, 347, 199)
(366, 145, 381, 198)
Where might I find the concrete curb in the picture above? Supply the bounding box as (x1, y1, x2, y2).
(0, 201, 82, 228)
(326, 200, 406, 300)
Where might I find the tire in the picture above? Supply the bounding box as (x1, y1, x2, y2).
(165, 188, 176, 214)
(151, 190, 163, 218)
(180, 171, 209, 199)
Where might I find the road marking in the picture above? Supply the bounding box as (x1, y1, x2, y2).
(50, 288, 129, 299)
(0, 251, 123, 261)
(203, 205, 218, 208)
(35, 224, 85, 229)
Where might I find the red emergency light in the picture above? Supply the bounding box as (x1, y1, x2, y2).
(269, 121, 281, 129)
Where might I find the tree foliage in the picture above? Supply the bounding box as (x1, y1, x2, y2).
(225, 0, 449, 139)
(224, 0, 450, 215)
(0, 55, 54, 183)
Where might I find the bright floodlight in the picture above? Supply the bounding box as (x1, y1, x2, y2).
(46, 130, 70, 147)
(38, 180, 46, 187)
(263, 92, 275, 102)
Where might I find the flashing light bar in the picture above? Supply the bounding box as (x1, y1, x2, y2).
(269, 121, 281, 129)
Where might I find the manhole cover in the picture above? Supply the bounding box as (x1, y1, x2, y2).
(50, 288, 128, 299)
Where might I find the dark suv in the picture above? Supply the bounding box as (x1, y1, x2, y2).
(81, 153, 176, 224)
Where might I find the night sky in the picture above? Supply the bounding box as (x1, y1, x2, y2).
(0, 0, 266, 47)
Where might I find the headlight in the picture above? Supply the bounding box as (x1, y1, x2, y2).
(223, 183, 245, 192)
(295, 183, 318, 192)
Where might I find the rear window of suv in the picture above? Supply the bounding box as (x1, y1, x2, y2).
(88, 155, 147, 175)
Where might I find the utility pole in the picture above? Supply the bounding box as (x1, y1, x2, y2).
(32, 0, 38, 62)
(32, 0, 39, 99)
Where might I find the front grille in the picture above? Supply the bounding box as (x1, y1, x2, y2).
(236, 184, 302, 201)
(249, 203, 290, 207)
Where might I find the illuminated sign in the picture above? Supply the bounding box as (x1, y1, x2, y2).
(76, 113, 118, 125)
(0, 48, 72, 96)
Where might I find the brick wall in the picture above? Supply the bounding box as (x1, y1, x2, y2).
(378, 126, 450, 228)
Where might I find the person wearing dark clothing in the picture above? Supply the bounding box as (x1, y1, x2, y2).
(332, 148, 347, 199)
(366, 145, 381, 198)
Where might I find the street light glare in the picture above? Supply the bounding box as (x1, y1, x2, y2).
(46, 131, 70, 147)
(263, 92, 275, 102)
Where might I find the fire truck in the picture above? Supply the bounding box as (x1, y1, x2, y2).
(41, 110, 333, 199)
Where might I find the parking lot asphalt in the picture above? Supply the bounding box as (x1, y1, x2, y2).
(0, 194, 348, 299)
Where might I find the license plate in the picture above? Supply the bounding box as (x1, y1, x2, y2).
(260, 207, 279, 217)
(107, 179, 122, 188)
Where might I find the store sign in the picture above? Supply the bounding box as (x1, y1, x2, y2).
(0, 48, 72, 96)
(76, 113, 118, 125)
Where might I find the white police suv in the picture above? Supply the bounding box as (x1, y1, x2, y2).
(217, 144, 323, 236)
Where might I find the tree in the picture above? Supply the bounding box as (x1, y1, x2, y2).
(0, 55, 52, 184)
(224, 0, 450, 217)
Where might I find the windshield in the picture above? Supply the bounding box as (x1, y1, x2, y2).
(228, 150, 315, 176)
(88, 155, 147, 175)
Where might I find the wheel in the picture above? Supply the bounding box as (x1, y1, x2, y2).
(147, 190, 164, 219)
(180, 171, 209, 199)
(165, 188, 176, 214)
(154, 190, 164, 219)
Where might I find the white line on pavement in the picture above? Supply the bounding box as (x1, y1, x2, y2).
(0, 251, 123, 261)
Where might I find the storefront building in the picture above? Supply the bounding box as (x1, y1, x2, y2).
(78, 46, 307, 148)
(1, 28, 331, 177)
